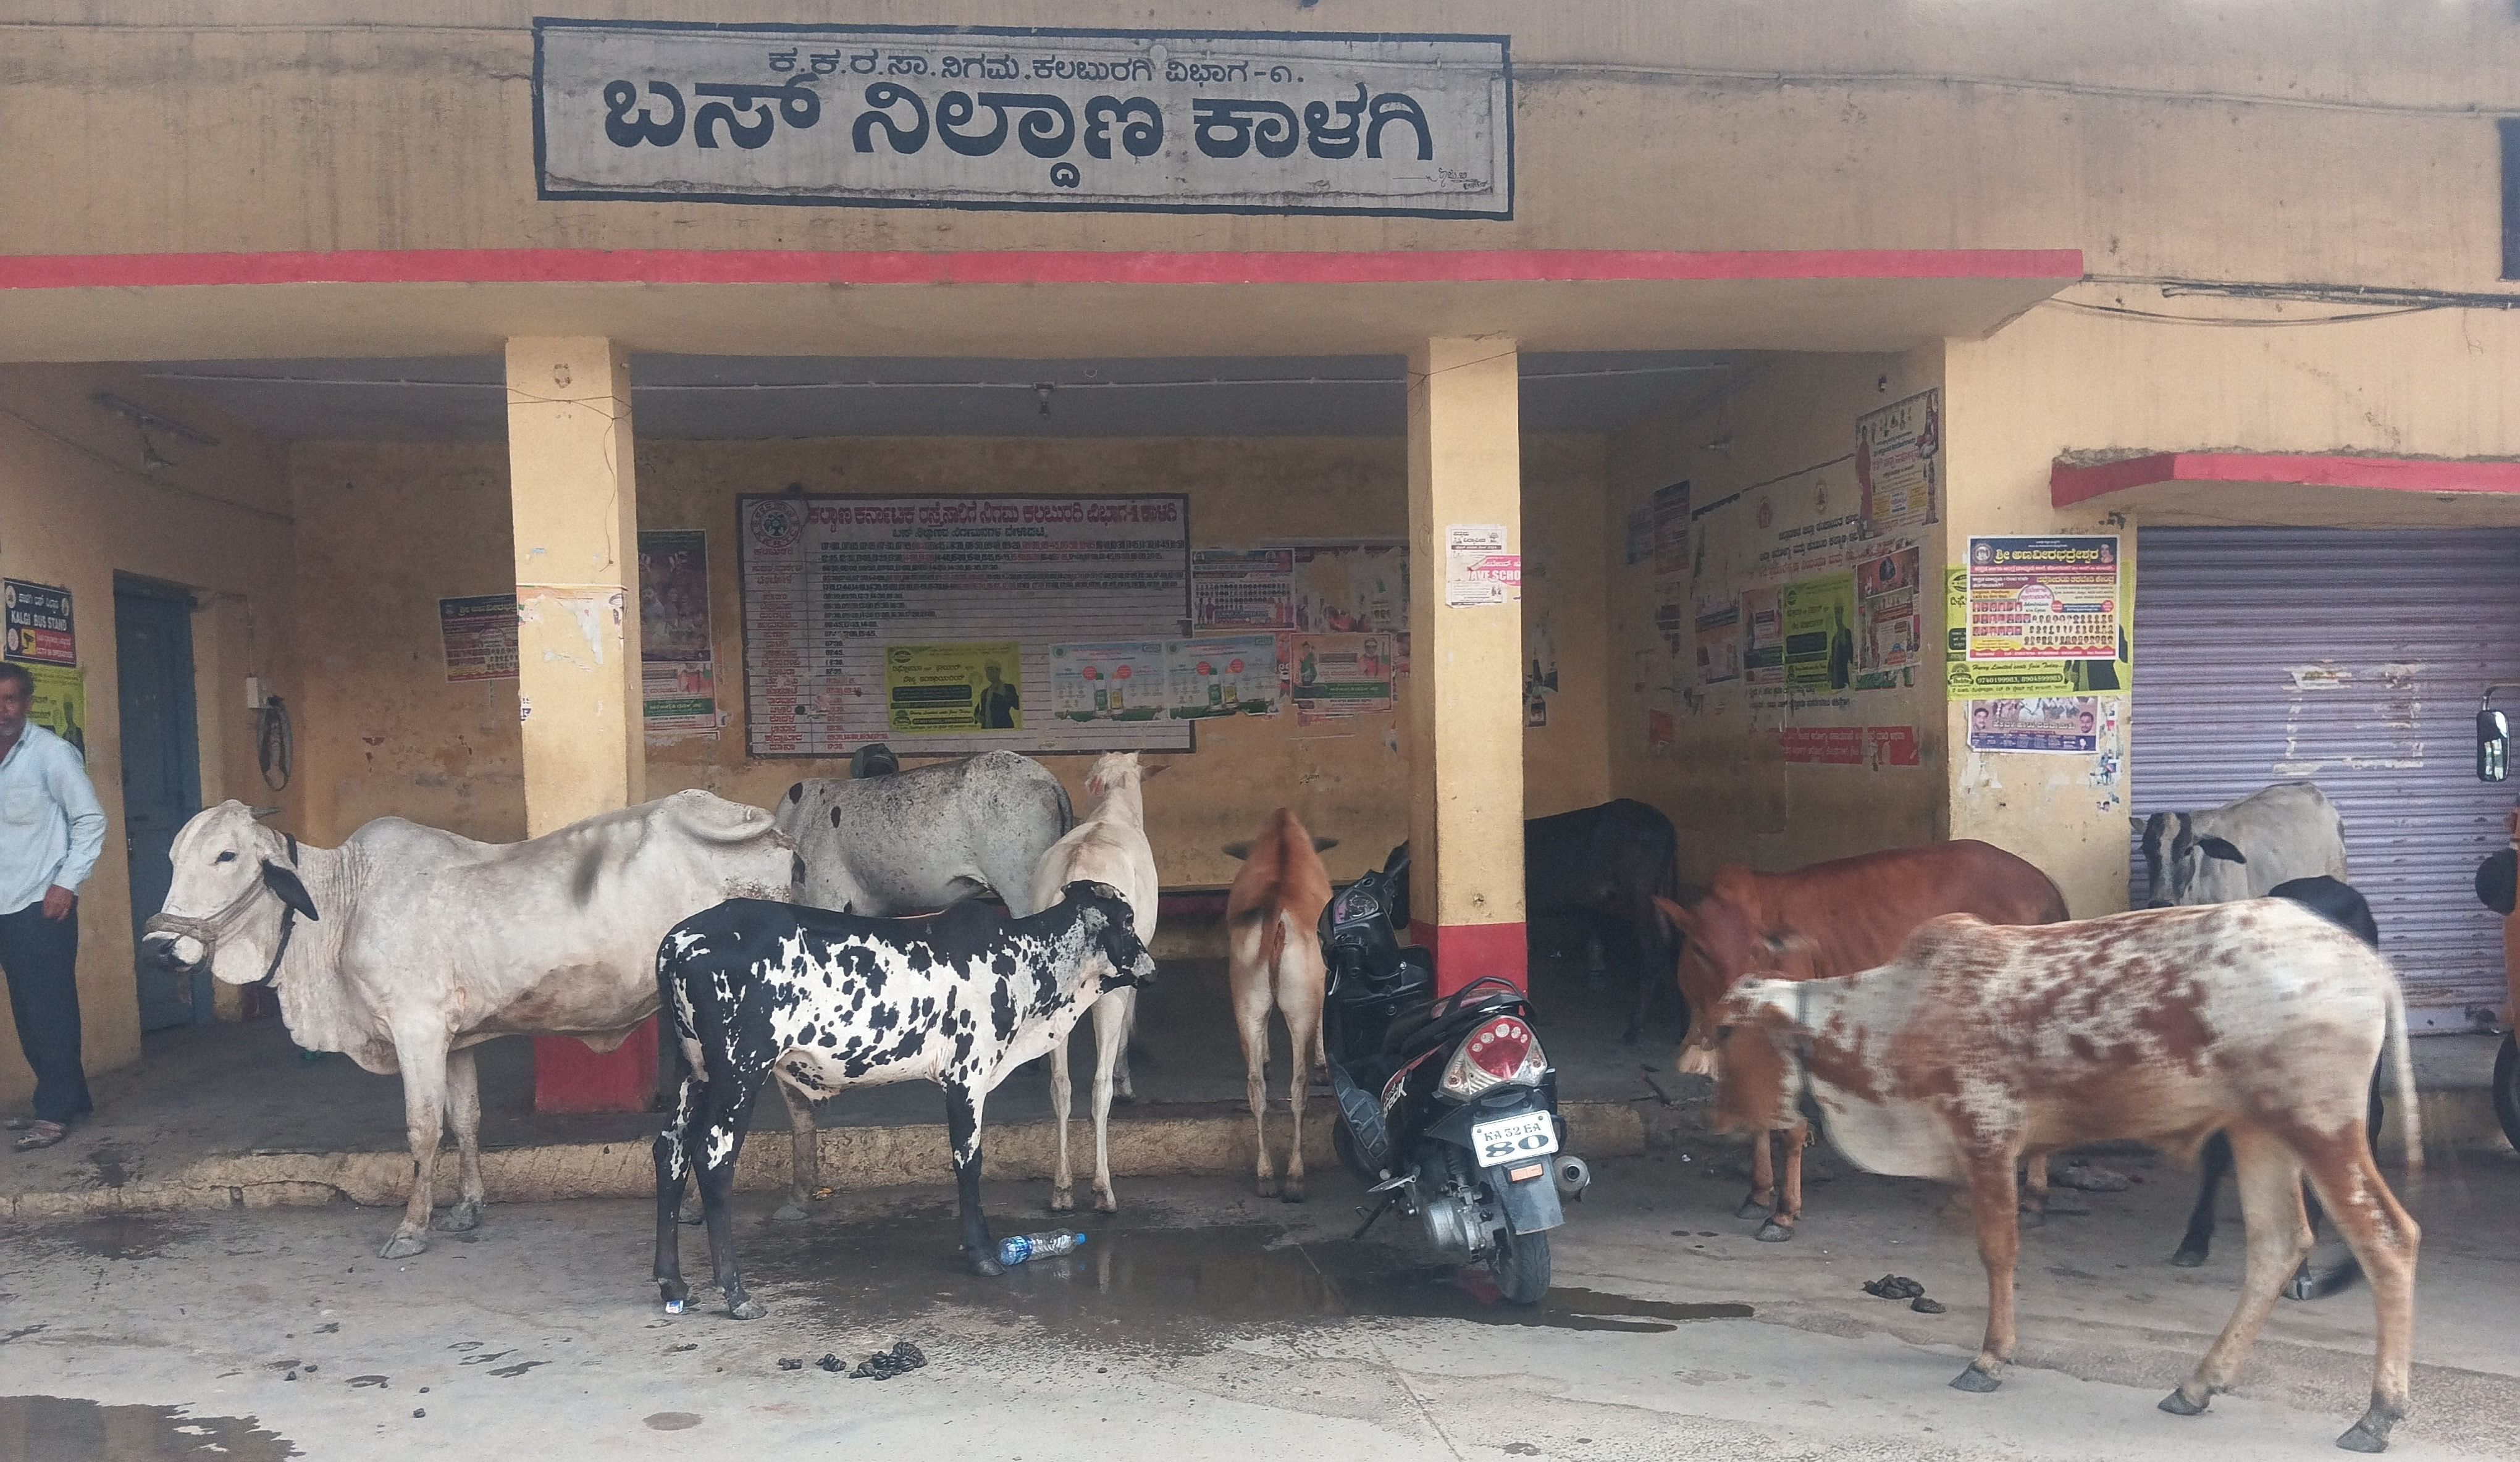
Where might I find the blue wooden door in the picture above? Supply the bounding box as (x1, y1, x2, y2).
(115, 583, 204, 1030)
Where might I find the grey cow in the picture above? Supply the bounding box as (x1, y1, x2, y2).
(141, 793, 798, 1259)
(766, 749, 1075, 1207)
(2135, 780, 2347, 908)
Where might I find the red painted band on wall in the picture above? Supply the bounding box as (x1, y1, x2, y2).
(2051, 451, 2520, 508)
(1412, 920, 1530, 996)
(0, 248, 2086, 293)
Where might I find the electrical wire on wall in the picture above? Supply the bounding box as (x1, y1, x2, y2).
(257, 694, 293, 791)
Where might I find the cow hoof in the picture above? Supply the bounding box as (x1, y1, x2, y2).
(1280, 1182, 1306, 1205)
(380, 1232, 429, 1260)
(1049, 1189, 1075, 1213)
(432, 1199, 482, 1234)
(967, 1254, 1005, 1278)
(769, 1199, 808, 1224)
(1949, 1366, 2002, 1394)
(2169, 1246, 2208, 1268)
(2158, 1388, 2209, 1416)
(2285, 1266, 2317, 1303)
(2335, 1424, 2391, 1454)
(727, 1297, 765, 1321)
(657, 1280, 689, 1311)
(2018, 1208, 2048, 1230)
(1736, 1200, 1771, 1221)
(1094, 1191, 1119, 1215)
(1255, 1175, 1280, 1198)
(1755, 1221, 1794, 1243)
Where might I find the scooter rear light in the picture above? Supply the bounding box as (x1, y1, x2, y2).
(1440, 1017, 1547, 1099)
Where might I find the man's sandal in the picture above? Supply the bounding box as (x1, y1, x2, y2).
(12, 1122, 67, 1151)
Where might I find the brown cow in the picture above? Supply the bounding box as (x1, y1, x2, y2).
(1720, 900, 2421, 1452)
(1655, 840, 2068, 1241)
(1224, 809, 1337, 1202)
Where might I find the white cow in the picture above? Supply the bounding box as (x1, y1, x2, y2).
(142, 794, 797, 1259)
(1031, 752, 1162, 1212)
(2136, 780, 2348, 909)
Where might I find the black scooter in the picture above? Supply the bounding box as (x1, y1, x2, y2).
(1320, 845, 1590, 1304)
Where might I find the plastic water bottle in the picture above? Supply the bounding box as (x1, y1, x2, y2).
(997, 1230, 1088, 1267)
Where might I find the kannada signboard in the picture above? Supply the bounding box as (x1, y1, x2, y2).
(1966, 536, 2122, 661)
(2, 580, 75, 666)
(534, 21, 1513, 219)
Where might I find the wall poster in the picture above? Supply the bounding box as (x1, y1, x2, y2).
(1854, 544, 1922, 687)
(1741, 587, 1784, 686)
(1283, 541, 1406, 633)
(1443, 523, 1517, 607)
(637, 529, 720, 736)
(22, 665, 86, 754)
(1967, 695, 2102, 755)
(1856, 389, 1939, 532)
(1290, 631, 1396, 725)
(439, 594, 520, 683)
(1167, 634, 1280, 719)
(1692, 591, 1742, 686)
(1966, 535, 2122, 661)
(1190, 548, 1294, 631)
(739, 494, 1191, 755)
(1779, 572, 1857, 692)
(1944, 564, 2133, 700)
(534, 21, 1513, 219)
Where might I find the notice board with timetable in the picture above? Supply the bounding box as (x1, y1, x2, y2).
(737, 494, 1193, 757)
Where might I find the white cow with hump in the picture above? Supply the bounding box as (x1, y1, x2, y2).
(141, 792, 797, 1259)
(1031, 752, 1163, 1213)
(2136, 780, 2348, 909)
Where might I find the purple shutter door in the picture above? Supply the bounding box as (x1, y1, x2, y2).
(2131, 527, 2518, 1032)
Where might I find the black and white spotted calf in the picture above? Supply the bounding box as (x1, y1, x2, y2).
(652, 880, 1154, 1319)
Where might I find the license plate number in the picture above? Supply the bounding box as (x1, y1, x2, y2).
(1472, 1111, 1559, 1166)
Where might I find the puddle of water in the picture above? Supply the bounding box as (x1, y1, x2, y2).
(0, 1396, 296, 1460)
(644, 1411, 703, 1430)
(746, 1204, 1751, 1350)
(40, 1216, 190, 1262)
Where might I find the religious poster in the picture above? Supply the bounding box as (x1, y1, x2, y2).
(883, 641, 1026, 734)
(439, 594, 520, 683)
(3, 579, 76, 666)
(637, 529, 719, 736)
(1966, 536, 2122, 661)
(1857, 389, 1940, 532)
(1855, 544, 1923, 686)
(1190, 548, 1295, 631)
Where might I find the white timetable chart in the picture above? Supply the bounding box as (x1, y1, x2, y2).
(738, 494, 1193, 757)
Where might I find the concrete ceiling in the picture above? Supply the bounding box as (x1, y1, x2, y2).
(141, 353, 1735, 441)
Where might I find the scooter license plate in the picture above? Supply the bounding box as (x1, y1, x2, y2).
(1472, 1111, 1559, 1166)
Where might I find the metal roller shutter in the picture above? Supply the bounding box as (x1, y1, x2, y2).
(2130, 527, 2518, 1032)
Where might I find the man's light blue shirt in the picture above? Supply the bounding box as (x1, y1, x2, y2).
(0, 723, 107, 916)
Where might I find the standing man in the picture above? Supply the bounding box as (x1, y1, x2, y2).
(973, 660, 1021, 730)
(0, 660, 105, 1151)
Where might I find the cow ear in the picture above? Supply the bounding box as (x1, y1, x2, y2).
(2199, 838, 2248, 864)
(261, 861, 319, 922)
(1220, 841, 1254, 862)
(2128, 815, 2147, 835)
(1652, 896, 1697, 939)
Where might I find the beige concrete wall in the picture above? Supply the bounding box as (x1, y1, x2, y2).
(286, 431, 1611, 892)
(1941, 303, 2520, 919)
(4, 4, 2512, 292)
(0, 366, 300, 1104)
(1605, 349, 1948, 880)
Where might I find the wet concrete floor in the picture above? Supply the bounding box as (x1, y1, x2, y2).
(742, 1201, 1752, 1347)
(0, 1396, 296, 1461)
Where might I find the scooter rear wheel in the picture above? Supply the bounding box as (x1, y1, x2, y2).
(1487, 1222, 1552, 1306)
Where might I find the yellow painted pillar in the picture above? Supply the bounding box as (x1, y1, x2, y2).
(1405, 337, 1527, 993)
(506, 337, 649, 1111)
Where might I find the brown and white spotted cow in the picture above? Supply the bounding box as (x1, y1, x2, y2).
(1655, 840, 2069, 1241)
(1721, 899, 2422, 1453)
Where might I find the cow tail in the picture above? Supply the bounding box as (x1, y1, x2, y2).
(2385, 975, 2421, 1176)
(1051, 774, 1077, 837)
(1259, 912, 1288, 985)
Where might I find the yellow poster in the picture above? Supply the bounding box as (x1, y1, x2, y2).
(1944, 565, 2132, 699)
(1781, 571, 1858, 692)
(22, 663, 87, 756)
(883, 642, 1024, 735)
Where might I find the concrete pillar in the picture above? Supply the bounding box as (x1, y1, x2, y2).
(1405, 337, 1527, 994)
(505, 337, 652, 1112)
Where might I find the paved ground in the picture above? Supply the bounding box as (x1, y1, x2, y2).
(2, 1135, 2513, 1460)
